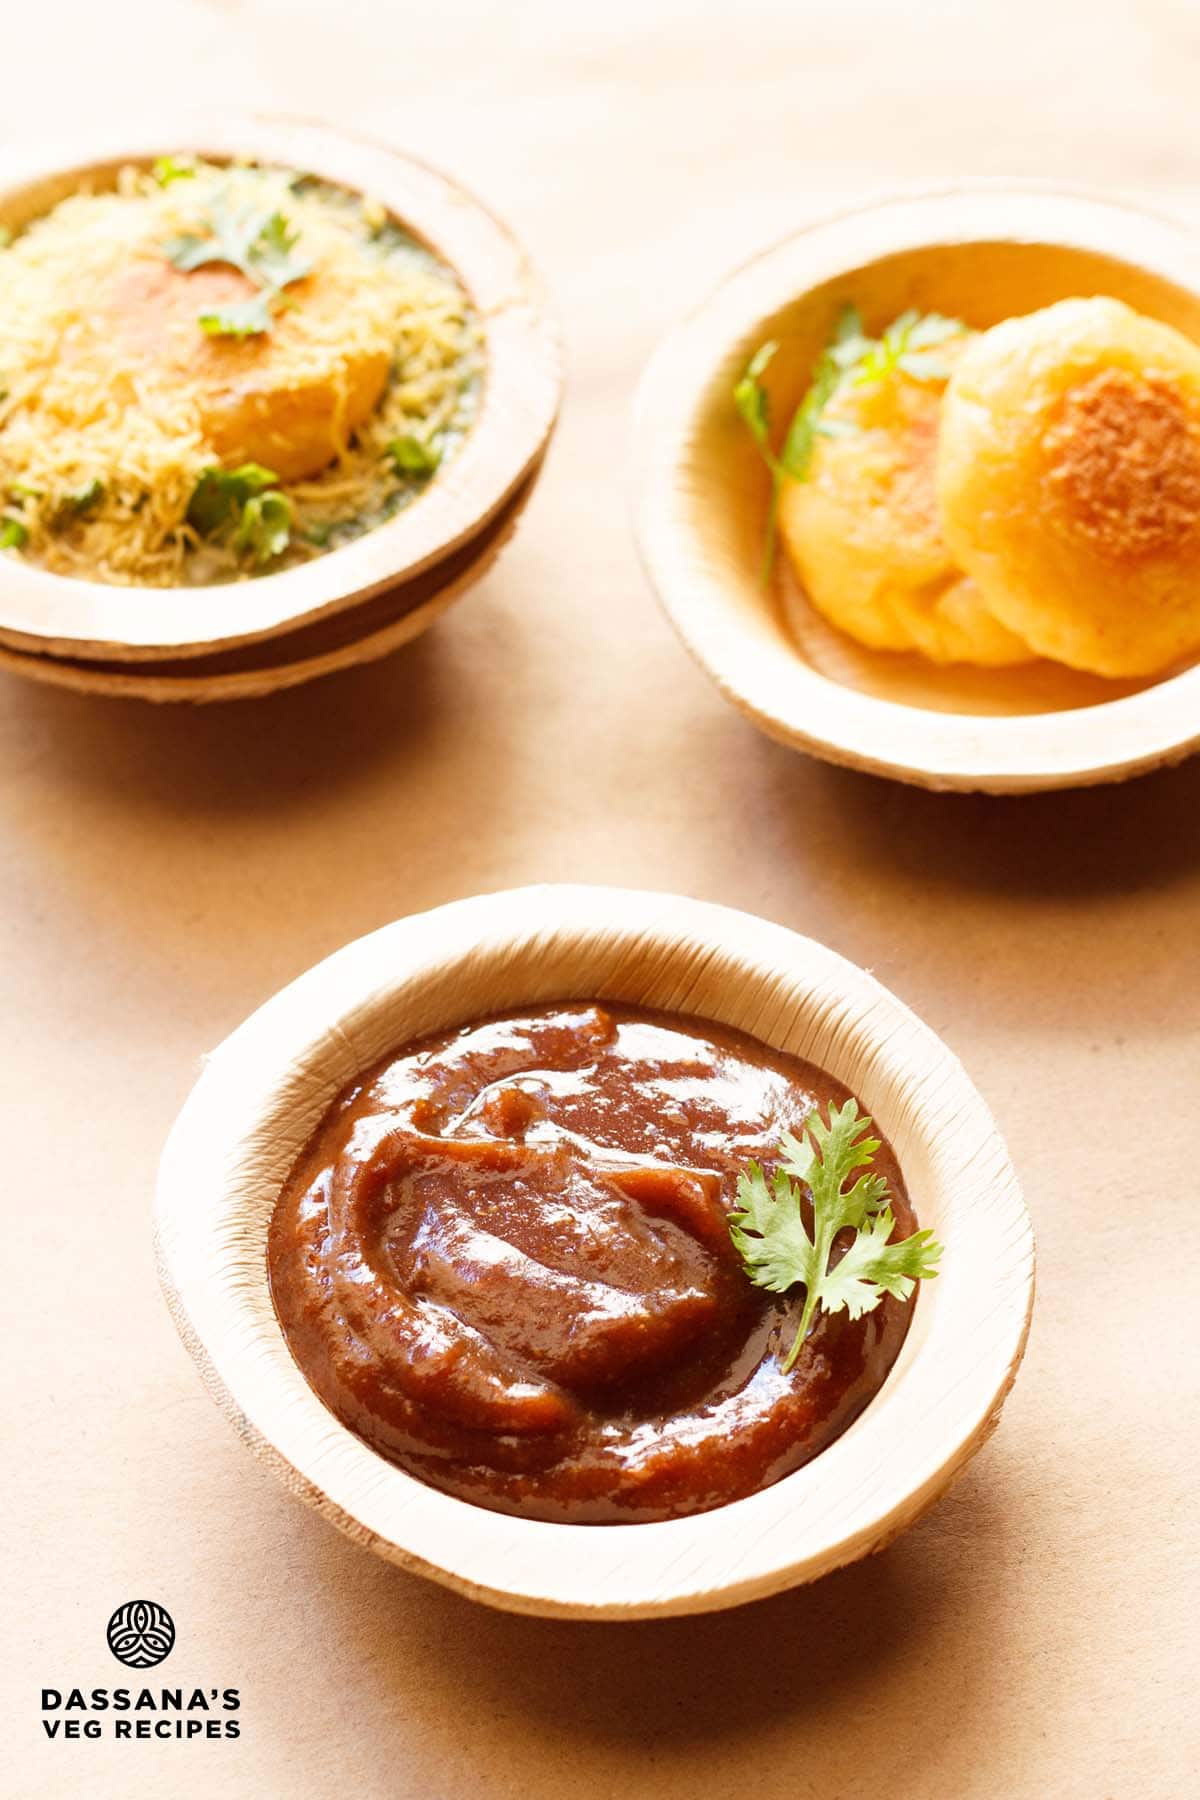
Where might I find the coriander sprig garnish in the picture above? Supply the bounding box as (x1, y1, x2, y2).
(729, 1098, 942, 1373)
(850, 309, 965, 386)
(186, 463, 293, 565)
(734, 303, 965, 578)
(164, 194, 311, 337)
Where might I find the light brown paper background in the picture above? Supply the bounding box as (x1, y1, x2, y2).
(3, 4, 1199, 1796)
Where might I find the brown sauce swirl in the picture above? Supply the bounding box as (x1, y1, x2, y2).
(268, 1004, 919, 1523)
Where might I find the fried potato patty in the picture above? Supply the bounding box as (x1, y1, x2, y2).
(93, 257, 392, 482)
(778, 338, 1032, 666)
(937, 297, 1200, 678)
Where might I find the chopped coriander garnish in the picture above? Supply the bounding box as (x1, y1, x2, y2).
(732, 340, 779, 464)
(165, 200, 310, 289)
(0, 225, 12, 250)
(69, 478, 104, 512)
(778, 304, 871, 478)
(386, 433, 442, 479)
(0, 516, 28, 550)
(152, 154, 197, 187)
(198, 293, 274, 338)
(233, 490, 292, 565)
(51, 479, 104, 526)
(851, 309, 965, 386)
(187, 463, 291, 565)
(248, 211, 308, 291)
(186, 463, 279, 536)
(164, 194, 311, 335)
(735, 304, 965, 578)
(729, 1098, 942, 1372)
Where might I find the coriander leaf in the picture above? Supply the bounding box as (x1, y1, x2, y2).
(66, 478, 104, 514)
(851, 309, 964, 389)
(902, 311, 964, 352)
(232, 490, 292, 564)
(733, 340, 786, 580)
(778, 303, 872, 481)
(250, 211, 311, 290)
(735, 304, 966, 582)
(0, 225, 12, 250)
(818, 1208, 943, 1320)
(187, 461, 291, 563)
(733, 339, 781, 471)
(50, 479, 105, 527)
(733, 307, 864, 579)
(777, 1101, 883, 1211)
(827, 304, 870, 368)
(387, 434, 442, 479)
(187, 195, 262, 273)
(162, 231, 218, 273)
(728, 1098, 942, 1372)
(198, 294, 274, 338)
(153, 154, 197, 187)
(0, 515, 27, 549)
(163, 193, 310, 337)
(187, 463, 280, 537)
(779, 305, 866, 479)
(727, 1163, 815, 1295)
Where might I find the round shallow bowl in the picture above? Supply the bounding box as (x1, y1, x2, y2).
(632, 184, 1200, 793)
(0, 458, 538, 703)
(0, 112, 562, 662)
(154, 885, 1034, 1619)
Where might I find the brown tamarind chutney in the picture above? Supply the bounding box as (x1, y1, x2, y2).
(267, 1004, 917, 1523)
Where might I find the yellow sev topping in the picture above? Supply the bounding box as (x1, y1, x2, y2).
(0, 161, 480, 586)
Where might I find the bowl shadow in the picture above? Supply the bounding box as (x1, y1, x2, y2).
(273, 1464, 1018, 1784)
(758, 733, 1200, 902)
(414, 1546, 935, 1748)
(0, 627, 452, 823)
